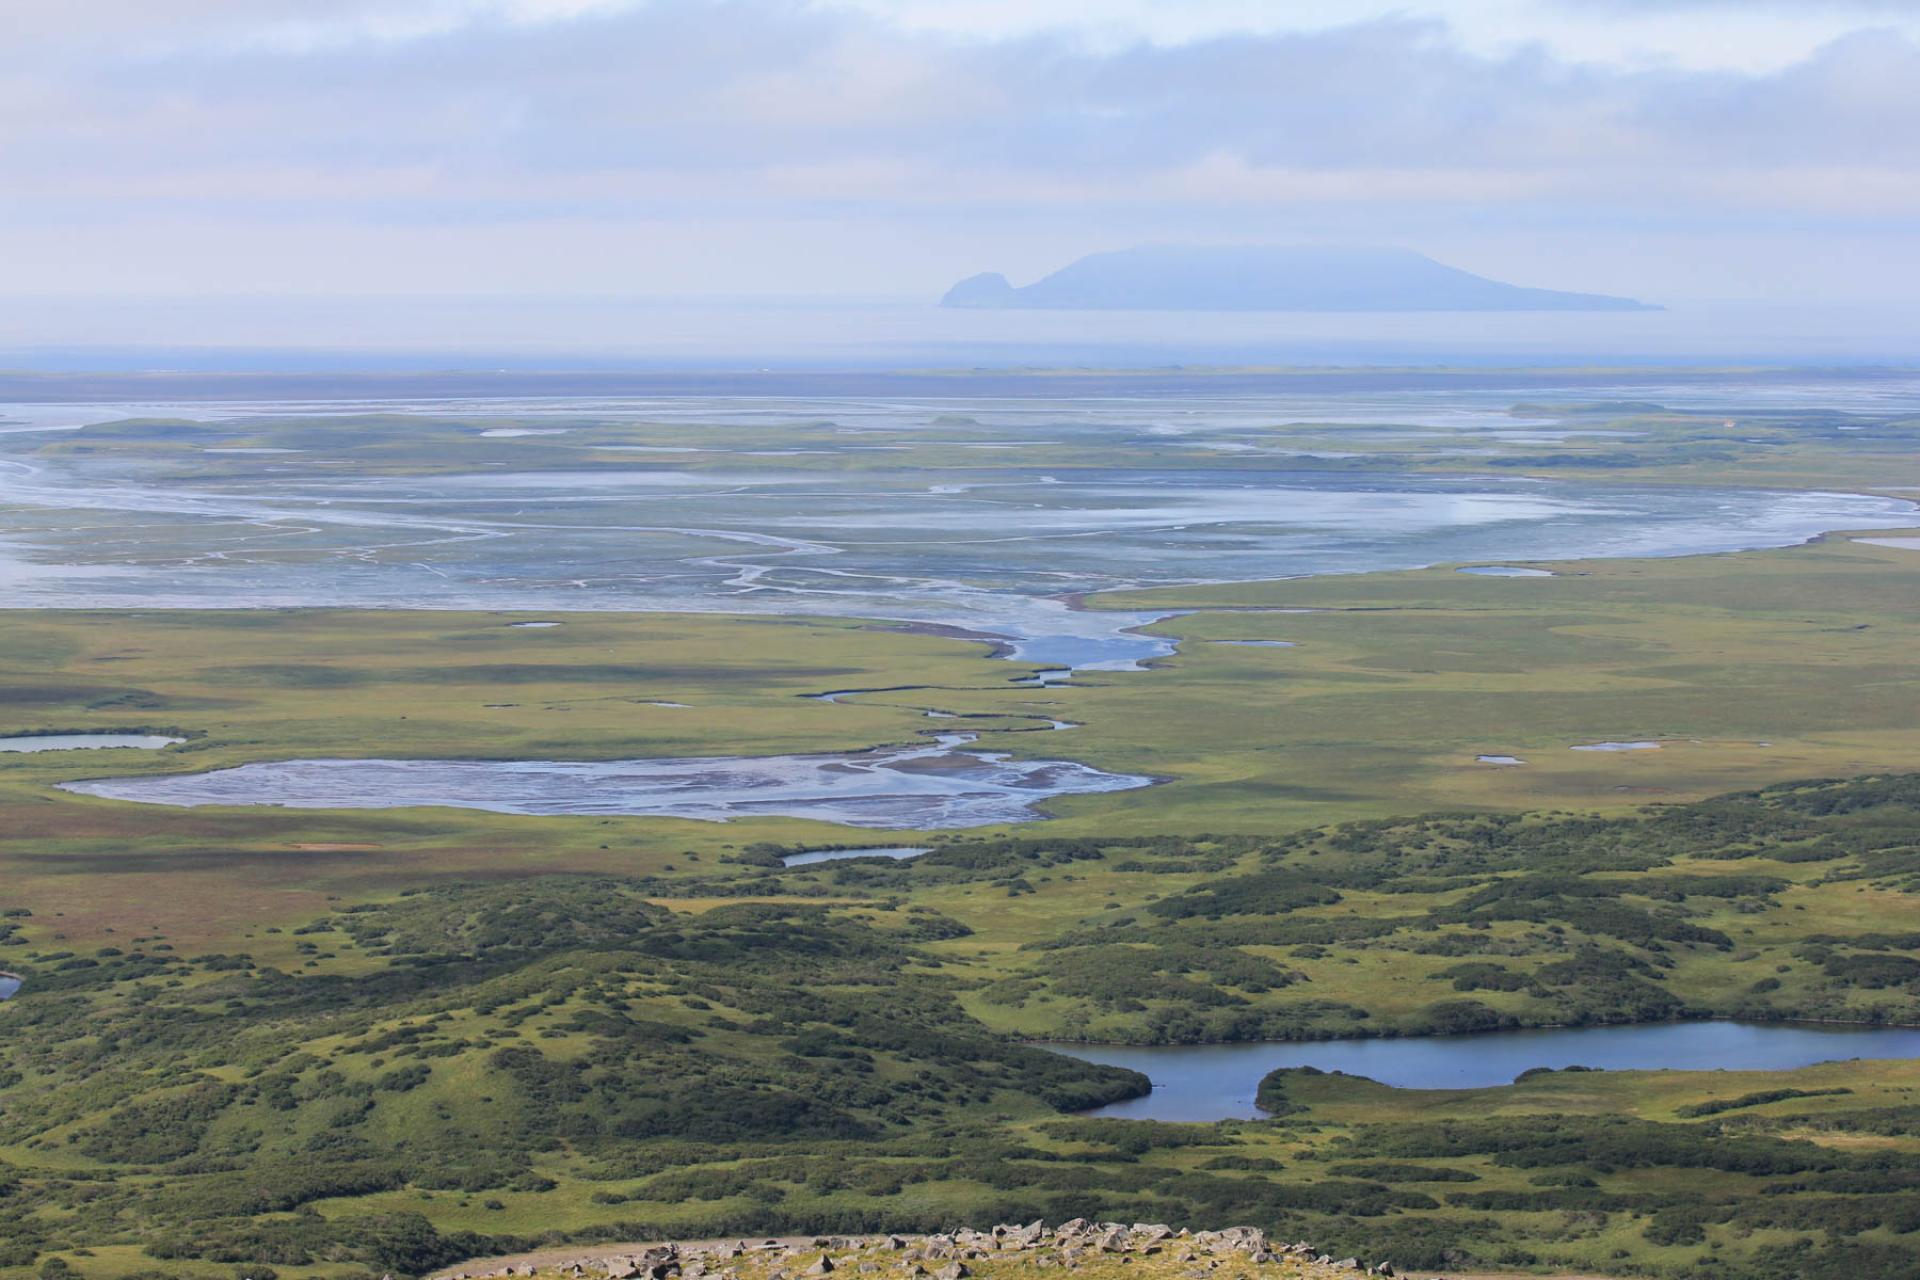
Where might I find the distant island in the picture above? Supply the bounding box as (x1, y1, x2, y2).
(941, 245, 1658, 312)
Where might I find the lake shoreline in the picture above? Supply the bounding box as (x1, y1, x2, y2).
(1040, 1017, 1920, 1119)
(1028, 1011, 1920, 1053)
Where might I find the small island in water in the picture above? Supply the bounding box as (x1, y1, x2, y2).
(941, 244, 1658, 312)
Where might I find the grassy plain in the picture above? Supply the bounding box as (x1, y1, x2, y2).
(5, 529, 1920, 956)
(0, 609, 997, 950)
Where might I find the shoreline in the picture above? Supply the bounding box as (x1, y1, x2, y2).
(1027, 1011, 1920, 1054)
(1060, 516, 1920, 625)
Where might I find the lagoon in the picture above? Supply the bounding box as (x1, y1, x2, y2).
(1049, 1021, 1920, 1121)
(59, 734, 1152, 830)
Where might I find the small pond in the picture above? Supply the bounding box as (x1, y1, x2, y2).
(1047, 1021, 1920, 1121)
(1458, 566, 1555, 577)
(781, 845, 930, 867)
(59, 734, 1153, 830)
(1573, 741, 1662, 752)
(0, 976, 20, 1000)
(0, 733, 183, 753)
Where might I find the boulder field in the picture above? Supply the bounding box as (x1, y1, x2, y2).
(435, 1223, 1411, 1280)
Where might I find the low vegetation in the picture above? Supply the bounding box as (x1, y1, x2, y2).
(4, 775, 1920, 1280)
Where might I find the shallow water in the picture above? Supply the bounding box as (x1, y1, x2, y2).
(0, 733, 183, 753)
(1, 387, 1916, 670)
(1477, 754, 1526, 765)
(1458, 566, 1554, 577)
(781, 845, 930, 867)
(60, 735, 1152, 829)
(1049, 1021, 1920, 1120)
(0, 976, 20, 1000)
(1573, 741, 1662, 752)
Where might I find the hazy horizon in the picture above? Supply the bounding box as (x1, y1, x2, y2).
(6, 0, 1920, 359)
(4, 294, 1918, 373)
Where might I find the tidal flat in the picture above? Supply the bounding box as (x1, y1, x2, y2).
(4, 379, 1919, 668)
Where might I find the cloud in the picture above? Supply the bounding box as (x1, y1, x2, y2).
(2, 0, 1918, 300)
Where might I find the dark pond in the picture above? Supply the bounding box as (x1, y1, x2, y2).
(1048, 1021, 1920, 1121)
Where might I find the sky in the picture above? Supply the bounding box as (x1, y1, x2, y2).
(4, 0, 1920, 338)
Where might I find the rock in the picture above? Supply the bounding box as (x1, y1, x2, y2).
(805, 1256, 835, 1276)
(1334, 1261, 1360, 1272)
(933, 1265, 969, 1280)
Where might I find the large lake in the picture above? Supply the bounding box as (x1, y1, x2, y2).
(1049, 1021, 1920, 1121)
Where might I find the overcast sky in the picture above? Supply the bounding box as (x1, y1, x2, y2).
(5, 0, 1920, 310)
